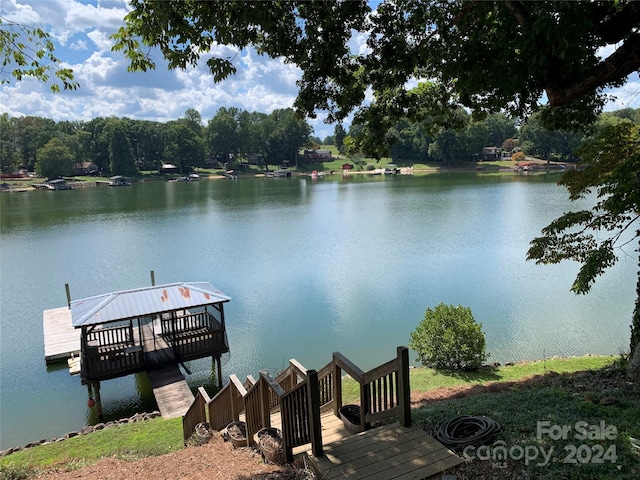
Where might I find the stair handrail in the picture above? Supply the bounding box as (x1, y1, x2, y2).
(206, 373, 247, 431)
(182, 386, 211, 444)
(316, 359, 336, 411)
(332, 346, 411, 432)
(270, 359, 308, 410)
(242, 370, 286, 447)
(182, 346, 411, 456)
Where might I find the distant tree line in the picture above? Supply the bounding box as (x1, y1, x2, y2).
(1, 107, 639, 178)
(0, 107, 312, 178)
(341, 107, 640, 166)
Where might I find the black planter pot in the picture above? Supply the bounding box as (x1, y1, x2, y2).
(339, 404, 363, 433)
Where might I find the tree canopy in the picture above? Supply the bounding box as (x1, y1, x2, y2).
(0, 17, 78, 92)
(36, 137, 74, 179)
(113, 1, 640, 134)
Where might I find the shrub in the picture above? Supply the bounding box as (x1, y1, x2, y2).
(511, 151, 526, 162)
(409, 303, 488, 371)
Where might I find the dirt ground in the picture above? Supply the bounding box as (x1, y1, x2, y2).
(36, 434, 313, 480)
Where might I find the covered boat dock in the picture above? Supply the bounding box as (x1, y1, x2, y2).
(43, 281, 231, 418)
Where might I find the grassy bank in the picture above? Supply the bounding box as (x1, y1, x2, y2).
(341, 355, 617, 403)
(1, 355, 637, 480)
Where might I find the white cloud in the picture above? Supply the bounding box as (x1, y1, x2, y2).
(1, 0, 41, 24)
(69, 38, 88, 51)
(0, 0, 341, 134)
(85, 29, 114, 51)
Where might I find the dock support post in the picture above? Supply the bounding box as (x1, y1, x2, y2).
(65, 283, 71, 307)
(216, 356, 223, 390)
(93, 381, 104, 420)
(150, 270, 155, 286)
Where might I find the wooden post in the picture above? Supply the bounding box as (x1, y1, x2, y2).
(93, 381, 104, 420)
(216, 356, 223, 390)
(333, 353, 342, 418)
(307, 369, 323, 457)
(259, 371, 271, 429)
(150, 270, 155, 286)
(360, 383, 371, 431)
(397, 346, 411, 427)
(65, 283, 71, 308)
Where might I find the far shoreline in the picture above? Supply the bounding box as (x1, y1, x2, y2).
(0, 157, 570, 194)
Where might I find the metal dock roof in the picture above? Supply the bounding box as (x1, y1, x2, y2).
(70, 282, 231, 328)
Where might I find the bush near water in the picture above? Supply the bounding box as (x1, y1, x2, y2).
(409, 303, 488, 371)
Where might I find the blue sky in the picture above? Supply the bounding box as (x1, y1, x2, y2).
(1, 0, 639, 141)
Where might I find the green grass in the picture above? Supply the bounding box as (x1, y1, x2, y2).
(0, 418, 183, 478)
(341, 355, 617, 404)
(1, 355, 635, 480)
(413, 359, 639, 479)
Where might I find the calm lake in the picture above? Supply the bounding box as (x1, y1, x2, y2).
(0, 172, 635, 450)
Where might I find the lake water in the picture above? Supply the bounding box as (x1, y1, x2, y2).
(0, 172, 635, 450)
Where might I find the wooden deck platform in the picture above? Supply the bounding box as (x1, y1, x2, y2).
(43, 307, 80, 363)
(305, 422, 464, 480)
(254, 409, 352, 456)
(249, 410, 462, 479)
(146, 365, 195, 419)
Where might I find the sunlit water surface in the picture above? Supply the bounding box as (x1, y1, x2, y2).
(0, 172, 635, 449)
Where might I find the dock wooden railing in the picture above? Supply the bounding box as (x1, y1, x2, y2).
(161, 311, 228, 363)
(182, 346, 411, 459)
(82, 324, 145, 381)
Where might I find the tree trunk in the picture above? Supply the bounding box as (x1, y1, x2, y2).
(627, 255, 640, 382)
(628, 342, 640, 382)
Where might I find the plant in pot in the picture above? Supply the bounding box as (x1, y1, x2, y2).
(226, 421, 247, 448)
(194, 421, 212, 445)
(257, 427, 284, 464)
(339, 404, 363, 433)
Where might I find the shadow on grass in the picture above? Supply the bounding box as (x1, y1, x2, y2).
(411, 360, 634, 409)
(432, 364, 501, 382)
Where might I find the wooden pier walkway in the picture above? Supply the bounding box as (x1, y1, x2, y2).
(305, 421, 464, 480)
(43, 307, 79, 363)
(146, 366, 194, 419)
